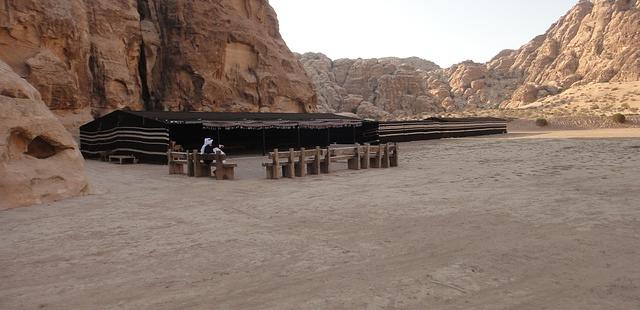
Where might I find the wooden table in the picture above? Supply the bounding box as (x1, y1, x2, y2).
(108, 155, 138, 165)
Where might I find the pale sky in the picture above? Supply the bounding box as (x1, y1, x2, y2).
(269, 0, 578, 67)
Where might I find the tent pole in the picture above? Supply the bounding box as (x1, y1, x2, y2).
(262, 128, 266, 156)
(297, 126, 301, 149)
(352, 126, 356, 144)
(327, 128, 331, 147)
(217, 129, 221, 145)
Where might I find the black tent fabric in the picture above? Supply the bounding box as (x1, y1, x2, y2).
(80, 110, 367, 163)
(80, 110, 507, 163)
(377, 117, 508, 143)
(79, 111, 170, 163)
(126, 111, 368, 153)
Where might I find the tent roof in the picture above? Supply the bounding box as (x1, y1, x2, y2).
(126, 111, 360, 123)
(80, 110, 365, 130)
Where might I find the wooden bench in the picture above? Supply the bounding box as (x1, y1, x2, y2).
(108, 155, 138, 165)
(366, 144, 399, 168)
(192, 151, 237, 180)
(390, 143, 399, 167)
(328, 147, 361, 171)
(263, 147, 349, 179)
(262, 148, 298, 179)
(167, 151, 194, 175)
(261, 143, 399, 179)
(100, 150, 113, 162)
(214, 159, 238, 180)
(297, 147, 325, 176)
(167, 150, 237, 180)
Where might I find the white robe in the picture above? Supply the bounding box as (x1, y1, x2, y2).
(200, 138, 213, 154)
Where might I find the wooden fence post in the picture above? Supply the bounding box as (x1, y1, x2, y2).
(349, 144, 361, 170)
(383, 143, 390, 168)
(391, 143, 399, 167)
(273, 148, 280, 179)
(311, 147, 320, 175)
(372, 145, 382, 168)
(167, 151, 172, 174)
(188, 150, 196, 177)
(322, 147, 331, 173)
(195, 152, 212, 177)
(362, 143, 370, 169)
(215, 154, 224, 180)
(193, 152, 201, 177)
(287, 148, 295, 178)
(297, 147, 307, 177)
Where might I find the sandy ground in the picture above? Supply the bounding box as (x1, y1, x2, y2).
(521, 81, 640, 114)
(507, 128, 640, 139)
(2, 130, 640, 309)
(426, 82, 640, 123)
(507, 115, 640, 131)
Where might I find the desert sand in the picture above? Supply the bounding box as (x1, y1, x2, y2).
(2, 130, 640, 309)
(521, 82, 640, 114)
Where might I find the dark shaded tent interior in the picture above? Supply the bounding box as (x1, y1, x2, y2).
(80, 110, 373, 163)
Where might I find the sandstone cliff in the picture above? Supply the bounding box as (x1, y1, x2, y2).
(498, 0, 640, 108)
(299, 53, 449, 119)
(0, 0, 316, 127)
(0, 60, 88, 210)
(299, 0, 639, 118)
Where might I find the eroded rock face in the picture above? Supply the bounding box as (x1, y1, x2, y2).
(299, 0, 639, 116)
(450, 0, 640, 109)
(299, 53, 448, 119)
(143, 0, 316, 113)
(298, 53, 520, 118)
(0, 60, 89, 210)
(497, 0, 640, 108)
(0, 0, 316, 127)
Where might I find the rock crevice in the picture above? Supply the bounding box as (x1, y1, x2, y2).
(0, 0, 316, 127)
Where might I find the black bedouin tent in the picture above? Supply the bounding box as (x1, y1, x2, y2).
(80, 110, 371, 163)
(377, 117, 508, 143)
(80, 110, 507, 163)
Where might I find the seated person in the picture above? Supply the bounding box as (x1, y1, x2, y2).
(200, 138, 226, 164)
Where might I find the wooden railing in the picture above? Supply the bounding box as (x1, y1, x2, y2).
(262, 143, 399, 179)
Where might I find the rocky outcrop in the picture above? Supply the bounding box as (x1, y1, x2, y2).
(299, 53, 521, 118)
(451, 0, 639, 109)
(299, 0, 639, 117)
(0, 60, 88, 210)
(0, 0, 316, 127)
(299, 53, 448, 119)
(2, 0, 638, 122)
(497, 0, 640, 107)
